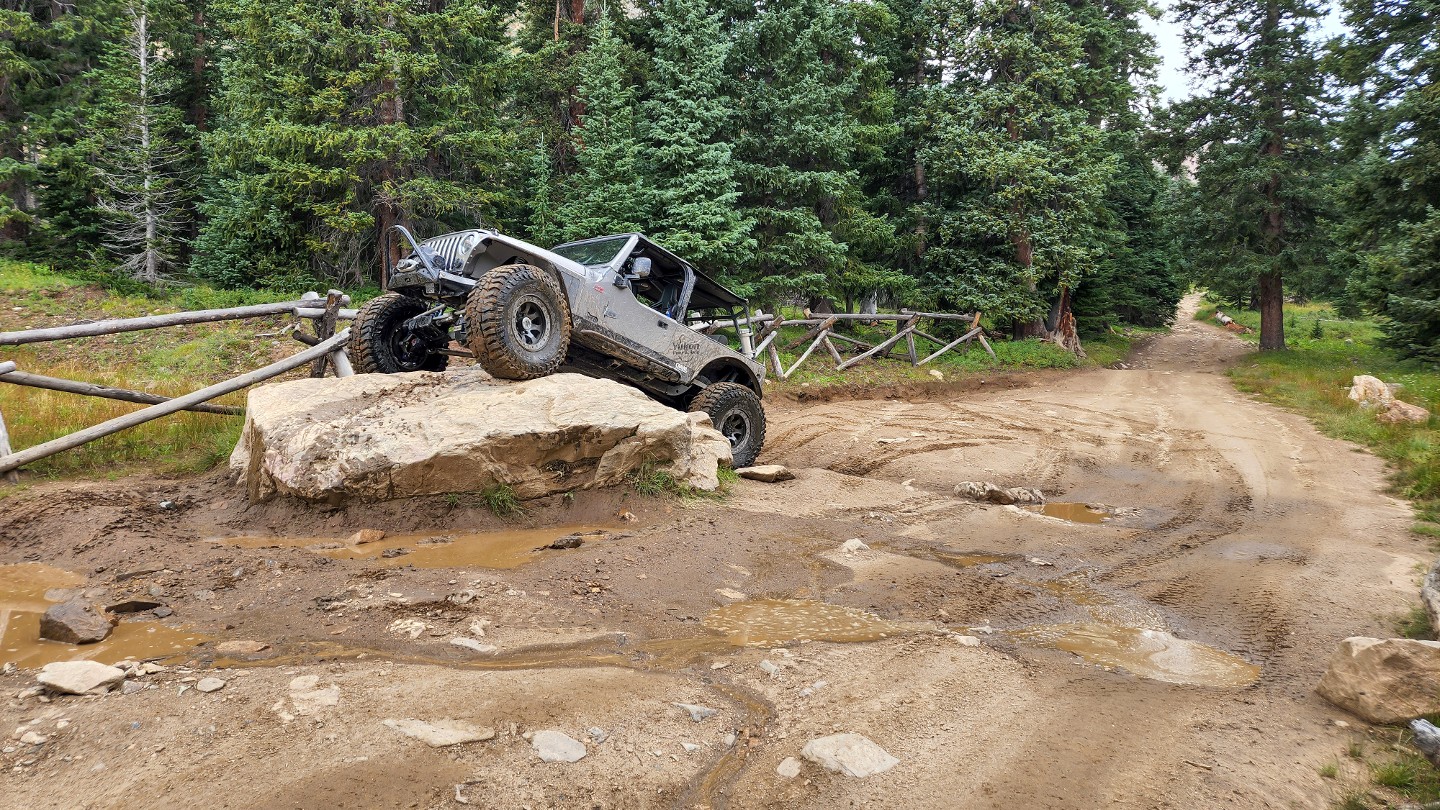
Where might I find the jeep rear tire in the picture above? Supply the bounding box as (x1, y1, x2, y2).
(350, 292, 449, 373)
(688, 382, 765, 468)
(465, 264, 571, 380)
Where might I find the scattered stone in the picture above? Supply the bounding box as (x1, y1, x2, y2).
(215, 640, 270, 656)
(710, 661, 730, 670)
(1349, 375, 1431, 424)
(196, 678, 226, 693)
(928, 370, 944, 380)
(340, 529, 386, 546)
(531, 730, 587, 763)
(158, 500, 177, 510)
(839, 538, 870, 554)
(388, 618, 428, 639)
(114, 566, 164, 582)
(380, 548, 410, 558)
(952, 635, 982, 647)
(681, 742, 700, 753)
(587, 727, 608, 744)
(737, 465, 795, 483)
(382, 719, 495, 747)
(1316, 637, 1440, 723)
(288, 675, 340, 716)
(1377, 399, 1431, 424)
(777, 757, 802, 778)
(37, 662, 126, 695)
(801, 733, 900, 778)
(1410, 719, 1440, 768)
(876, 437, 909, 445)
(673, 702, 718, 722)
(152, 606, 172, 618)
(715, 588, 746, 601)
(19, 732, 46, 746)
(105, 599, 164, 614)
(759, 660, 781, 677)
(449, 637, 498, 654)
(545, 535, 584, 550)
(139, 662, 165, 675)
(120, 681, 146, 696)
(954, 481, 1045, 506)
(467, 618, 491, 637)
(1026, 557, 1054, 567)
(16, 686, 43, 700)
(39, 600, 115, 644)
(723, 732, 737, 747)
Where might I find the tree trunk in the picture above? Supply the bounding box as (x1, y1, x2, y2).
(1257, 270, 1285, 351)
(1051, 286, 1084, 356)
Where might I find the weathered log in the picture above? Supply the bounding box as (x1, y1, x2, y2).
(0, 369, 243, 415)
(917, 327, 984, 365)
(293, 307, 359, 320)
(822, 336, 844, 366)
(0, 300, 311, 346)
(0, 361, 15, 375)
(310, 290, 343, 378)
(826, 332, 874, 350)
(837, 327, 915, 371)
(0, 329, 350, 475)
(977, 333, 997, 360)
(782, 329, 832, 379)
(330, 346, 354, 378)
(0, 405, 16, 484)
(785, 316, 838, 351)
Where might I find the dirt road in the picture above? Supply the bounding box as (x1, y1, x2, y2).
(0, 295, 1429, 808)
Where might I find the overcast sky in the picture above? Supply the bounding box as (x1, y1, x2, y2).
(1143, 1, 1349, 102)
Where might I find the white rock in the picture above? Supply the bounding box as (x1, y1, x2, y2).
(382, 718, 495, 747)
(388, 618, 428, 639)
(531, 730, 587, 763)
(288, 677, 340, 716)
(587, 727, 608, 743)
(449, 637, 498, 654)
(681, 742, 700, 752)
(19, 732, 46, 745)
(673, 702, 719, 722)
(736, 465, 795, 483)
(776, 756, 802, 778)
(196, 678, 226, 693)
(36, 662, 126, 696)
(839, 538, 870, 554)
(801, 733, 900, 778)
(952, 635, 982, 647)
(1316, 637, 1440, 723)
(467, 619, 490, 638)
(1348, 375, 1393, 408)
(928, 370, 944, 380)
(230, 372, 732, 501)
(1026, 557, 1054, 566)
(759, 660, 781, 677)
(715, 588, 747, 600)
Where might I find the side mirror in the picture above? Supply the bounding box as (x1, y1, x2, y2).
(630, 257, 652, 279)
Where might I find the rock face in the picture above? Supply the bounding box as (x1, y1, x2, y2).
(1348, 375, 1431, 424)
(954, 481, 1045, 505)
(800, 733, 900, 778)
(39, 600, 114, 644)
(230, 370, 732, 502)
(1315, 637, 1440, 724)
(37, 661, 126, 695)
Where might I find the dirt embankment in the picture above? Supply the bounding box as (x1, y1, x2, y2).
(0, 296, 1429, 809)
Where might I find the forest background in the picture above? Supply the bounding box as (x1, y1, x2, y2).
(0, 0, 1435, 359)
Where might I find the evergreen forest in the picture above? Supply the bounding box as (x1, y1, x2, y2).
(1, 0, 1436, 359)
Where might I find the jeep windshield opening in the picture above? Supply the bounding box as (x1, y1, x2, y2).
(552, 236, 632, 267)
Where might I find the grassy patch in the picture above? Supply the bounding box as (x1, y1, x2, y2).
(478, 484, 525, 518)
(1319, 762, 1339, 779)
(1398, 605, 1435, 640)
(1197, 299, 1439, 521)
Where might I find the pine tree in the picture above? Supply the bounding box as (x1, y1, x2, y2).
(1156, 0, 1332, 351)
(1334, 0, 1440, 361)
(92, 1, 192, 283)
(556, 14, 649, 240)
(917, 0, 1114, 351)
(638, 0, 752, 272)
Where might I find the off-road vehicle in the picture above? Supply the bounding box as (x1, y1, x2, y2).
(349, 226, 767, 467)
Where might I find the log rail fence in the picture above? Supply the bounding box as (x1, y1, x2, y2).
(0, 291, 993, 479)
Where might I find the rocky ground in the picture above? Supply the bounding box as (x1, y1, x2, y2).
(0, 297, 1430, 809)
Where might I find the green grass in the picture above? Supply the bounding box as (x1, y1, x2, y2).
(1196, 297, 1440, 522)
(1399, 605, 1435, 640)
(1319, 762, 1339, 779)
(478, 483, 525, 518)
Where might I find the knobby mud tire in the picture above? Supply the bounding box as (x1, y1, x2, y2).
(350, 292, 449, 374)
(689, 382, 766, 468)
(465, 264, 571, 380)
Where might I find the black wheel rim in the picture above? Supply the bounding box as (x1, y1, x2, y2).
(718, 410, 750, 448)
(514, 297, 550, 350)
(388, 326, 431, 371)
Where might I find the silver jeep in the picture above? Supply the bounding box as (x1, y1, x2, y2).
(349, 226, 767, 467)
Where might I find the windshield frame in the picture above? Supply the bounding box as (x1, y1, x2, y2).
(550, 234, 638, 269)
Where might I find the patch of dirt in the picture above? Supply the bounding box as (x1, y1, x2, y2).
(0, 295, 1428, 808)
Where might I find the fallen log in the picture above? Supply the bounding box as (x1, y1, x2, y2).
(0, 329, 349, 475)
(0, 369, 243, 415)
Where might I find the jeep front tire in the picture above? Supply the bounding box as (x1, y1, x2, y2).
(350, 292, 449, 373)
(688, 382, 766, 468)
(465, 263, 571, 380)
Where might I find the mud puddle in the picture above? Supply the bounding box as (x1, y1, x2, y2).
(703, 598, 932, 646)
(216, 525, 613, 570)
(1033, 502, 1109, 523)
(933, 551, 1019, 568)
(1012, 623, 1259, 687)
(0, 563, 208, 668)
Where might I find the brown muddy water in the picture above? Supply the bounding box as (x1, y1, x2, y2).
(215, 525, 613, 569)
(1034, 502, 1110, 523)
(703, 598, 934, 646)
(0, 563, 209, 668)
(1012, 623, 1259, 687)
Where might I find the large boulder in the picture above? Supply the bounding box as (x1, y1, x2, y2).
(1348, 375, 1430, 424)
(230, 370, 732, 502)
(1315, 637, 1440, 724)
(39, 600, 114, 644)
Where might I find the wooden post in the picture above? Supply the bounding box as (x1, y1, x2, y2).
(0, 329, 350, 476)
(310, 290, 342, 378)
(917, 327, 984, 365)
(822, 336, 843, 366)
(0, 300, 314, 346)
(977, 333, 997, 360)
(785, 316, 837, 351)
(0, 405, 17, 484)
(331, 346, 355, 377)
(0, 368, 243, 415)
(836, 327, 915, 371)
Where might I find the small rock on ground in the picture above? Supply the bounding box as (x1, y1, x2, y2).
(737, 465, 795, 483)
(776, 757, 802, 778)
(382, 718, 496, 747)
(801, 733, 900, 778)
(840, 538, 870, 554)
(348, 529, 386, 545)
(673, 702, 718, 722)
(196, 678, 226, 693)
(531, 730, 587, 763)
(449, 637, 498, 654)
(216, 640, 270, 655)
(36, 661, 126, 695)
(954, 481, 1045, 505)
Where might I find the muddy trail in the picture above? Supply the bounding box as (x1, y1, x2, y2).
(0, 295, 1429, 809)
